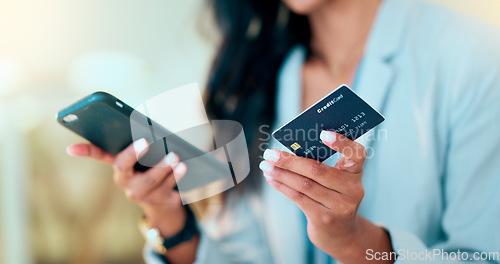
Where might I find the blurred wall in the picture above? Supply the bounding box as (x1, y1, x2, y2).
(430, 0, 500, 26)
(0, 1, 215, 264)
(0, 0, 498, 264)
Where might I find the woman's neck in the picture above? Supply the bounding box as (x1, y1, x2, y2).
(308, 0, 382, 69)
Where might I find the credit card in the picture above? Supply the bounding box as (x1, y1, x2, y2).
(272, 84, 385, 162)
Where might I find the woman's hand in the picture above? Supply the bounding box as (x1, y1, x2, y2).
(67, 139, 199, 263)
(66, 139, 188, 236)
(260, 131, 393, 263)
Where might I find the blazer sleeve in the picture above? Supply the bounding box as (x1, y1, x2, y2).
(383, 27, 500, 264)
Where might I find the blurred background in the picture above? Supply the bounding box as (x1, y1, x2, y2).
(0, 0, 499, 263)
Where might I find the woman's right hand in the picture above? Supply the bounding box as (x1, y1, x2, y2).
(66, 138, 189, 237)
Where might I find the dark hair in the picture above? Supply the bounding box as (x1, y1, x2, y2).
(204, 0, 311, 191)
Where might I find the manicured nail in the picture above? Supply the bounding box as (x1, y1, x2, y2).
(259, 160, 274, 172)
(165, 152, 179, 166)
(66, 146, 74, 156)
(263, 149, 280, 162)
(134, 138, 148, 154)
(320, 131, 336, 143)
(266, 177, 276, 185)
(343, 158, 355, 168)
(173, 162, 187, 175)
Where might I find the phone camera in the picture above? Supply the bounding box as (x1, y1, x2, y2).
(62, 114, 78, 124)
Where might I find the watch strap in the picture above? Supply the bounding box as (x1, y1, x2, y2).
(162, 205, 197, 249)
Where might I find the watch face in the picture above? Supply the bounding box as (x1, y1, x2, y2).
(146, 228, 160, 240)
(138, 206, 198, 253)
(139, 219, 167, 254)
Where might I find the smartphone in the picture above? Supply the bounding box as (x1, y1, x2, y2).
(56, 91, 228, 175)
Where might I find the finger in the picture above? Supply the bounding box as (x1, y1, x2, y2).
(149, 162, 186, 197)
(171, 162, 187, 187)
(143, 152, 179, 179)
(146, 153, 184, 191)
(320, 131, 366, 173)
(143, 162, 187, 206)
(265, 177, 325, 220)
(129, 153, 179, 199)
(66, 143, 115, 164)
(260, 159, 356, 193)
(260, 161, 345, 208)
(165, 191, 183, 206)
(263, 149, 349, 184)
(114, 138, 148, 174)
(334, 157, 357, 172)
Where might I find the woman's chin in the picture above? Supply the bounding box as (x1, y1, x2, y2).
(282, 0, 327, 15)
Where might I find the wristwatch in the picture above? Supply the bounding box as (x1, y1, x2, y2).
(139, 206, 198, 255)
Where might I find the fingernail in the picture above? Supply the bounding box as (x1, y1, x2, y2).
(266, 177, 276, 184)
(66, 146, 74, 156)
(173, 162, 187, 175)
(263, 174, 272, 180)
(343, 158, 355, 168)
(134, 138, 148, 154)
(259, 160, 274, 172)
(263, 149, 280, 162)
(320, 131, 336, 143)
(165, 152, 179, 166)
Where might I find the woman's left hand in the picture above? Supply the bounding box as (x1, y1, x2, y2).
(260, 130, 393, 263)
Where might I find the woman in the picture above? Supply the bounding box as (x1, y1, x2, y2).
(67, 0, 500, 263)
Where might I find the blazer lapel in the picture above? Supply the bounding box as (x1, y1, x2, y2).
(355, 0, 413, 150)
(262, 45, 308, 264)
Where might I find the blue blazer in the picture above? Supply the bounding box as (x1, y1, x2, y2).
(145, 0, 500, 263)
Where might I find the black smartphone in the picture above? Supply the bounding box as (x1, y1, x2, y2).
(56, 91, 228, 175)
